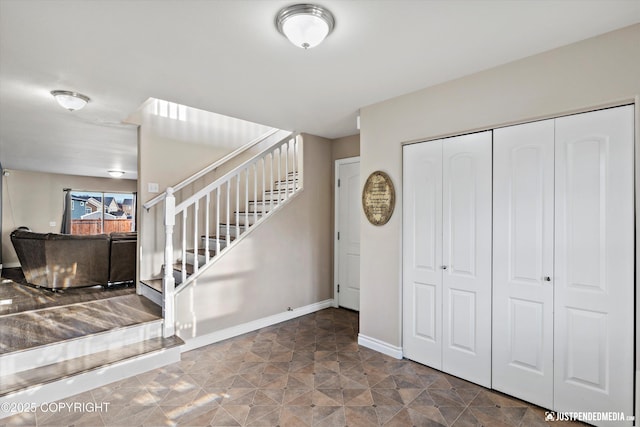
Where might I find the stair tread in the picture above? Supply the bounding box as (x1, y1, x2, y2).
(202, 235, 236, 241)
(235, 211, 265, 215)
(0, 295, 161, 355)
(0, 335, 183, 397)
(173, 262, 194, 275)
(263, 188, 293, 194)
(186, 248, 216, 256)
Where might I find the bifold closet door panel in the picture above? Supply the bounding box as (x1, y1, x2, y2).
(492, 120, 555, 408)
(554, 105, 634, 422)
(402, 141, 443, 368)
(441, 131, 493, 388)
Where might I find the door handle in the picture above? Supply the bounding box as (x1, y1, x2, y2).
(441, 265, 448, 270)
(543, 276, 551, 282)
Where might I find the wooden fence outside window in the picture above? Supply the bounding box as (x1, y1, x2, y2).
(71, 219, 133, 235)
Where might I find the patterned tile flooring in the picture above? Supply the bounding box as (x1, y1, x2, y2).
(1, 308, 587, 426)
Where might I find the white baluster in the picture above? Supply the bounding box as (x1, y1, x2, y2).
(285, 140, 289, 198)
(253, 163, 258, 226)
(236, 174, 240, 237)
(181, 209, 187, 285)
(277, 147, 281, 205)
(205, 193, 210, 262)
(216, 187, 221, 254)
(270, 152, 274, 212)
(292, 137, 297, 192)
(245, 168, 249, 228)
(193, 199, 199, 274)
(226, 181, 230, 247)
(163, 187, 176, 337)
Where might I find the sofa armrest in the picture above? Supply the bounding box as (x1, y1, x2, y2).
(109, 232, 137, 283)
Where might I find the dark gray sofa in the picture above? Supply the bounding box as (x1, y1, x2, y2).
(10, 229, 136, 289)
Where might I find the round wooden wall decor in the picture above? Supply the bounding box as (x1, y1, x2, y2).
(362, 170, 395, 226)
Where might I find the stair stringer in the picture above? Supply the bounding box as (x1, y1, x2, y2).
(171, 134, 333, 342)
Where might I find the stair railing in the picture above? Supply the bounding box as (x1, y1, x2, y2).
(160, 133, 302, 337)
(144, 128, 283, 211)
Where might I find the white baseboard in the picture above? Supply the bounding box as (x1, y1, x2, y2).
(358, 333, 403, 360)
(181, 299, 334, 352)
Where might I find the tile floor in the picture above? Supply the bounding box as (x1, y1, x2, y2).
(1, 308, 587, 426)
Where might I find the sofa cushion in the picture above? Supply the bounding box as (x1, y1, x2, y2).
(110, 232, 137, 241)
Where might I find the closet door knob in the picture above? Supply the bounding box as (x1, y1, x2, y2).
(441, 266, 448, 270)
(544, 276, 551, 282)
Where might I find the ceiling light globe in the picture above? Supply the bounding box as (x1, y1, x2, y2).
(108, 170, 125, 178)
(283, 14, 329, 49)
(276, 4, 335, 49)
(51, 90, 90, 111)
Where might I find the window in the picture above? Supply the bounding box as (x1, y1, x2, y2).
(68, 191, 136, 235)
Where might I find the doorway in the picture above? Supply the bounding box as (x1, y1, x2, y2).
(334, 157, 360, 311)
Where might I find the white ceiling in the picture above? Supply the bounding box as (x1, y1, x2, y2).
(1, 0, 638, 180)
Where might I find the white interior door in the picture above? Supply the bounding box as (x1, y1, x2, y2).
(336, 158, 361, 310)
(554, 106, 634, 424)
(492, 120, 555, 408)
(403, 141, 443, 368)
(441, 131, 493, 387)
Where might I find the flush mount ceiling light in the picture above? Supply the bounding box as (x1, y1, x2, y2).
(108, 170, 125, 178)
(50, 90, 90, 111)
(276, 4, 335, 49)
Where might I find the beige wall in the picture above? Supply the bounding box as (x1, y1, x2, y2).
(332, 134, 360, 161)
(1, 169, 136, 266)
(138, 132, 232, 204)
(359, 23, 640, 351)
(174, 134, 333, 338)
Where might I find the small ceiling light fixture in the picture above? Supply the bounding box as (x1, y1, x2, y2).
(276, 3, 335, 49)
(50, 90, 90, 111)
(108, 170, 125, 178)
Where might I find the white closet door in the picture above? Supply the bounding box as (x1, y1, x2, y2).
(492, 120, 555, 407)
(554, 106, 634, 424)
(441, 131, 493, 387)
(403, 141, 443, 368)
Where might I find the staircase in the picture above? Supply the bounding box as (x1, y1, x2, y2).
(0, 293, 182, 417)
(0, 131, 301, 417)
(139, 132, 302, 337)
